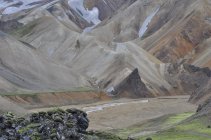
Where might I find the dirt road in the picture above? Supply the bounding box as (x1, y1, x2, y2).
(30, 95, 197, 130)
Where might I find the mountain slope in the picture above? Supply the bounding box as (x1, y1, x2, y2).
(0, 31, 85, 91)
(0, 0, 211, 98)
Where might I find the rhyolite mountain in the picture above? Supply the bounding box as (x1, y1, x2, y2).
(0, 0, 211, 99)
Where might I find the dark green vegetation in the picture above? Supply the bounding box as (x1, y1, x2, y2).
(110, 113, 194, 139)
(109, 112, 211, 140)
(0, 20, 23, 33)
(10, 21, 37, 38)
(0, 108, 122, 140)
(139, 117, 211, 140)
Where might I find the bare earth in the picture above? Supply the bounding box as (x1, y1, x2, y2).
(30, 95, 197, 131)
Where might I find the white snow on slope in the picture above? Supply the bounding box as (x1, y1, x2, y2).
(83, 100, 149, 114)
(102, 0, 108, 6)
(1, 0, 42, 15)
(1, 0, 101, 32)
(139, 7, 159, 38)
(0, 0, 18, 9)
(68, 0, 101, 25)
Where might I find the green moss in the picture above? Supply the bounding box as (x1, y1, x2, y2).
(31, 136, 41, 140)
(16, 117, 25, 123)
(50, 107, 66, 114)
(55, 108, 66, 114)
(87, 131, 123, 140)
(66, 121, 73, 128)
(68, 87, 95, 92)
(51, 128, 57, 133)
(17, 126, 30, 134)
(18, 123, 41, 134)
(164, 112, 194, 126)
(31, 132, 42, 140)
(11, 21, 37, 37)
(176, 118, 211, 135)
(111, 113, 194, 139)
(112, 126, 144, 138)
(138, 117, 211, 140)
(139, 129, 211, 140)
(53, 116, 63, 123)
(50, 133, 57, 139)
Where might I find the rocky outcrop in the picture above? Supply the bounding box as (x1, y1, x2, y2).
(164, 63, 211, 96)
(196, 98, 211, 113)
(132, 0, 211, 65)
(184, 65, 211, 104)
(58, 0, 92, 29)
(0, 108, 88, 139)
(0, 20, 23, 33)
(194, 97, 211, 119)
(111, 68, 151, 98)
(84, 0, 136, 21)
(0, 108, 122, 140)
(189, 79, 211, 104)
(165, 63, 211, 105)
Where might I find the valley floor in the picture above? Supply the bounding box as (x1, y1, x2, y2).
(30, 95, 196, 131)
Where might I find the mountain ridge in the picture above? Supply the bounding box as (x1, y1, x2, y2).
(0, 0, 211, 99)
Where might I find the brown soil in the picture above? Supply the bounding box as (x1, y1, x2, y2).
(0, 96, 27, 116)
(29, 95, 197, 131)
(3, 91, 111, 109)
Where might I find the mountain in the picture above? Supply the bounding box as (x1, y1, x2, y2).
(1, 1, 211, 140)
(0, 0, 210, 99)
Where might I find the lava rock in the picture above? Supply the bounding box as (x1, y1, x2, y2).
(0, 108, 123, 140)
(0, 108, 90, 139)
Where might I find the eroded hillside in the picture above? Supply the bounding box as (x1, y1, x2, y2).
(0, 0, 210, 99)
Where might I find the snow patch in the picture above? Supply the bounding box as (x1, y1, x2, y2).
(3, 7, 21, 14)
(83, 100, 149, 114)
(68, 0, 101, 32)
(0, 0, 18, 9)
(84, 103, 125, 114)
(106, 86, 115, 93)
(102, 0, 108, 6)
(139, 7, 159, 38)
(68, 0, 101, 24)
(116, 43, 129, 53)
(83, 25, 95, 33)
(2, 0, 42, 15)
